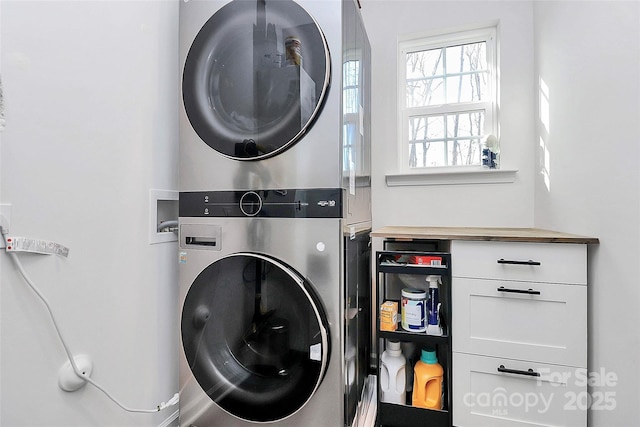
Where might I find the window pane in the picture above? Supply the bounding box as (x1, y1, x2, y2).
(445, 73, 488, 103)
(409, 115, 444, 141)
(406, 48, 445, 107)
(406, 77, 445, 107)
(406, 49, 444, 79)
(409, 141, 446, 168)
(408, 112, 484, 166)
(406, 42, 489, 107)
(448, 138, 482, 166)
(446, 111, 484, 138)
(445, 42, 487, 74)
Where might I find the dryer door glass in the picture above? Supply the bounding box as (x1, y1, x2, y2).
(181, 253, 330, 422)
(183, 0, 330, 160)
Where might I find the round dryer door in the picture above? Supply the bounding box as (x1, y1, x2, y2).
(183, 0, 331, 160)
(181, 253, 330, 422)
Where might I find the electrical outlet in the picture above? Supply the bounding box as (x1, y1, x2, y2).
(0, 203, 12, 248)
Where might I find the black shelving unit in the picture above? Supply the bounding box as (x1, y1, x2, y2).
(375, 248, 453, 427)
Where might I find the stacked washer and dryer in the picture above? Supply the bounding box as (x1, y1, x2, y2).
(177, 1, 372, 426)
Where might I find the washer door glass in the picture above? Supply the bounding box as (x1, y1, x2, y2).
(181, 253, 330, 422)
(183, 0, 330, 160)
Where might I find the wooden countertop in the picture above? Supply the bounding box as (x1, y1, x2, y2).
(370, 226, 599, 244)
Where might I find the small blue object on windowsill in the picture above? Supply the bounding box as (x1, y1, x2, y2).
(482, 148, 498, 169)
(482, 134, 500, 169)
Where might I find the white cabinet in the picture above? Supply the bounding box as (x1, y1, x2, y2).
(452, 278, 587, 366)
(452, 353, 586, 427)
(451, 241, 587, 284)
(451, 240, 588, 427)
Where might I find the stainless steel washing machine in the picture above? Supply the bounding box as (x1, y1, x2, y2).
(178, 189, 371, 426)
(179, 0, 371, 194)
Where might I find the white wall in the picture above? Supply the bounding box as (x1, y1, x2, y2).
(533, 1, 640, 425)
(0, 1, 179, 426)
(361, 0, 536, 229)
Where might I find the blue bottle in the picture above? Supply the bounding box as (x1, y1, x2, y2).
(426, 275, 443, 336)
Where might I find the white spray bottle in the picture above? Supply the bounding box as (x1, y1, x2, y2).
(426, 275, 443, 336)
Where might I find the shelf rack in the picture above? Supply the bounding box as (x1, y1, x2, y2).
(375, 249, 452, 427)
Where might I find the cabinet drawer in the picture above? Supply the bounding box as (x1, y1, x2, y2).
(453, 278, 586, 367)
(452, 353, 587, 427)
(451, 241, 586, 284)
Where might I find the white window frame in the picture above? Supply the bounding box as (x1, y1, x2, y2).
(397, 25, 498, 173)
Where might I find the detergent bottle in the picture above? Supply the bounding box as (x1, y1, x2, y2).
(425, 275, 443, 336)
(412, 348, 444, 410)
(380, 340, 406, 404)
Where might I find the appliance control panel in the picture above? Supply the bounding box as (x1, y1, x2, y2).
(179, 188, 343, 219)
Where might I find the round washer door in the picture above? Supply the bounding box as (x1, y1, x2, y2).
(181, 253, 330, 422)
(183, 0, 331, 160)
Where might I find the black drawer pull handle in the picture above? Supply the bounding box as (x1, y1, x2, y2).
(497, 286, 541, 295)
(498, 365, 541, 377)
(497, 258, 541, 266)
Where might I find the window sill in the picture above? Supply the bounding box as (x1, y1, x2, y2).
(385, 168, 518, 187)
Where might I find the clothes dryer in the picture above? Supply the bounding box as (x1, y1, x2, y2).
(178, 189, 371, 427)
(179, 0, 370, 193)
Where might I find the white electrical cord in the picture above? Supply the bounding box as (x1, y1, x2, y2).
(0, 229, 179, 413)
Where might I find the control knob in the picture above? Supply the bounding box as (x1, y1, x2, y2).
(239, 191, 262, 216)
